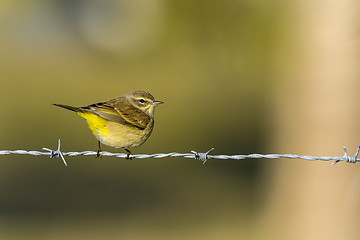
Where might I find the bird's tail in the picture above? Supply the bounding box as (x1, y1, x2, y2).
(53, 104, 82, 112)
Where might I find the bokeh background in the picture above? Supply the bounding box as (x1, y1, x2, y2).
(0, 0, 360, 239)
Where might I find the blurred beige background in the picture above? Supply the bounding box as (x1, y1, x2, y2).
(0, 0, 359, 239)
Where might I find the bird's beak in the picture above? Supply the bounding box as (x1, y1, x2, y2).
(153, 101, 164, 105)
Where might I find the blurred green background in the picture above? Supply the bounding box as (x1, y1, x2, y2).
(0, 0, 360, 239)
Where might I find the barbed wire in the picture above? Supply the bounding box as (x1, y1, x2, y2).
(0, 139, 359, 166)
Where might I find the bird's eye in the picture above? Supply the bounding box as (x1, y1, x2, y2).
(139, 99, 146, 103)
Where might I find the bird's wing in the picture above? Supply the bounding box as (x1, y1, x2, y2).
(80, 98, 149, 130)
(79, 102, 127, 125)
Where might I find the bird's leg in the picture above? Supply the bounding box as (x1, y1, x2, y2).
(123, 147, 132, 160)
(96, 141, 102, 158)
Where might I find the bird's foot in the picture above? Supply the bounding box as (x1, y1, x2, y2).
(123, 148, 132, 160)
(96, 150, 102, 158)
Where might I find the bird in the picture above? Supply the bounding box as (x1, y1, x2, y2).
(53, 90, 163, 158)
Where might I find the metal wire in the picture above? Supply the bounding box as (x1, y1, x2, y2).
(0, 139, 359, 166)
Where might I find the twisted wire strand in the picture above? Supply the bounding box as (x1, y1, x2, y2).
(0, 140, 359, 166)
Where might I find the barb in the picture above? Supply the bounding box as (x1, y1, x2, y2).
(191, 148, 214, 164)
(43, 139, 67, 166)
(0, 140, 359, 166)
